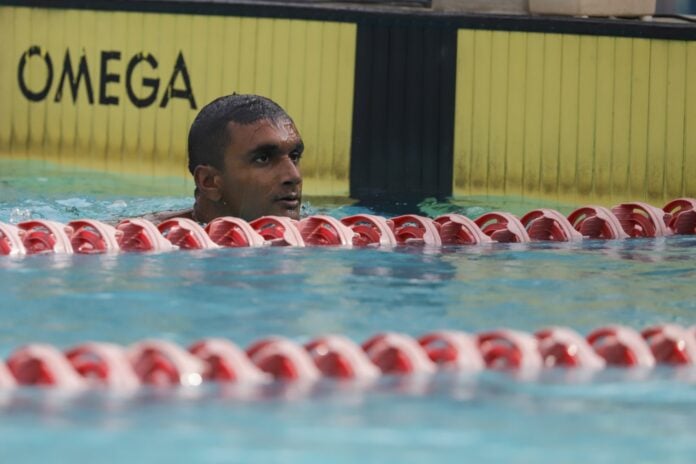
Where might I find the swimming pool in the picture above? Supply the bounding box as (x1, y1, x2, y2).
(1, 160, 694, 463)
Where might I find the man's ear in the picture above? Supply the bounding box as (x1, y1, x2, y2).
(193, 165, 223, 202)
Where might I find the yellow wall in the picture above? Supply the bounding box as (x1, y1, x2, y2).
(3, 5, 694, 204)
(454, 29, 696, 205)
(0, 6, 356, 195)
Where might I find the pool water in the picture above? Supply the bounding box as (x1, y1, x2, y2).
(0, 160, 694, 463)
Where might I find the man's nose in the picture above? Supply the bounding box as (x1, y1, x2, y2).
(280, 156, 302, 185)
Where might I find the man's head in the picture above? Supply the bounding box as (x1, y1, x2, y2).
(188, 94, 304, 222)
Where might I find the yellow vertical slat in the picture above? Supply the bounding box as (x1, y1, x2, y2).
(238, 18, 257, 93)
(58, 8, 82, 166)
(220, 17, 241, 96)
(488, 31, 509, 194)
(505, 32, 526, 196)
(122, 12, 144, 174)
(60, 10, 78, 164)
(139, 12, 159, 175)
(611, 38, 633, 202)
(152, 14, 175, 174)
(0, 7, 13, 154)
(203, 16, 224, 106)
(628, 39, 651, 199)
(187, 14, 213, 176)
(593, 37, 615, 200)
(685, 43, 696, 197)
(331, 22, 356, 194)
(540, 34, 562, 197)
(646, 40, 668, 200)
(286, 20, 307, 140)
(105, 12, 127, 174)
(558, 34, 580, 199)
(76, 10, 99, 168)
(317, 22, 339, 181)
(43, 9, 64, 164)
(166, 14, 193, 178)
(27, 7, 49, 160)
(12, 7, 30, 157)
(90, 10, 112, 171)
(470, 30, 492, 193)
(270, 19, 291, 106)
(254, 19, 273, 97)
(301, 21, 322, 181)
(0, 6, 14, 156)
(522, 33, 544, 198)
(453, 29, 475, 196)
(664, 41, 686, 200)
(576, 35, 597, 199)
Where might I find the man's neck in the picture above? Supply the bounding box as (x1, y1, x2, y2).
(192, 198, 229, 225)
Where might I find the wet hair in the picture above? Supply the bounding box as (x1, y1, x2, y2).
(187, 94, 293, 174)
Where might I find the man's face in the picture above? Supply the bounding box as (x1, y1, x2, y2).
(218, 118, 304, 221)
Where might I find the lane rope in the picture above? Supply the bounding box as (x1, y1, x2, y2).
(1, 324, 694, 389)
(1, 198, 695, 255)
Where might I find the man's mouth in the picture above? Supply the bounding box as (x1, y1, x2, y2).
(275, 194, 300, 209)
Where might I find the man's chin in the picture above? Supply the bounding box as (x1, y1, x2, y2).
(284, 207, 301, 220)
(268, 203, 301, 220)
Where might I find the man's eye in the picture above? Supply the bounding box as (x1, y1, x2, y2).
(254, 154, 270, 164)
(289, 151, 302, 164)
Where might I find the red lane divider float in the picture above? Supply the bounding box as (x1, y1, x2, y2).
(362, 332, 437, 375)
(66, 342, 140, 389)
(158, 218, 219, 250)
(535, 327, 606, 369)
(663, 198, 696, 235)
(435, 215, 492, 245)
(305, 335, 380, 380)
(341, 214, 397, 247)
(418, 330, 484, 370)
(586, 326, 656, 367)
(116, 219, 175, 252)
(1, 324, 693, 390)
(298, 215, 355, 247)
(66, 220, 120, 254)
(249, 216, 304, 247)
(189, 338, 270, 383)
(246, 337, 320, 381)
(389, 215, 442, 246)
(474, 212, 530, 243)
(567, 206, 629, 240)
(1, 197, 695, 256)
(0, 223, 25, 256)
(641, 324, 696, 365)
(7, 344, 86, 389)
(206, 217, 266, 248)
(521, 209, 584, 242)
(611, 202, 672, 238)
(17, 220, 73, 254)
(477, 329, 543, 370)
(129, 340, 205, 387)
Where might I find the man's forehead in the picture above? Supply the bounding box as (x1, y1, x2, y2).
(227, 118, 301, 144)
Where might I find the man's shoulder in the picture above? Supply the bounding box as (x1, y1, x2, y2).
(139, 208, 194, 224)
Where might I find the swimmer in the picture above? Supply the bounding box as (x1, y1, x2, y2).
(146, 94, 304, 224)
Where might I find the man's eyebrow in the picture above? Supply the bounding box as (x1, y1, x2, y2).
(247, 141, 304, 156)
(247, 143, 281, 156)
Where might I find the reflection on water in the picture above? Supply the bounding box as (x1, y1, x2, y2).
(1, 367, 694, 416)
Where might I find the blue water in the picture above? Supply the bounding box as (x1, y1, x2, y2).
(1, 160, 695, 463)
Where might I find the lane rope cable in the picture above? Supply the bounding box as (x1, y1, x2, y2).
(1, 324, 694, 389)
(1, 198, 695, 255)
